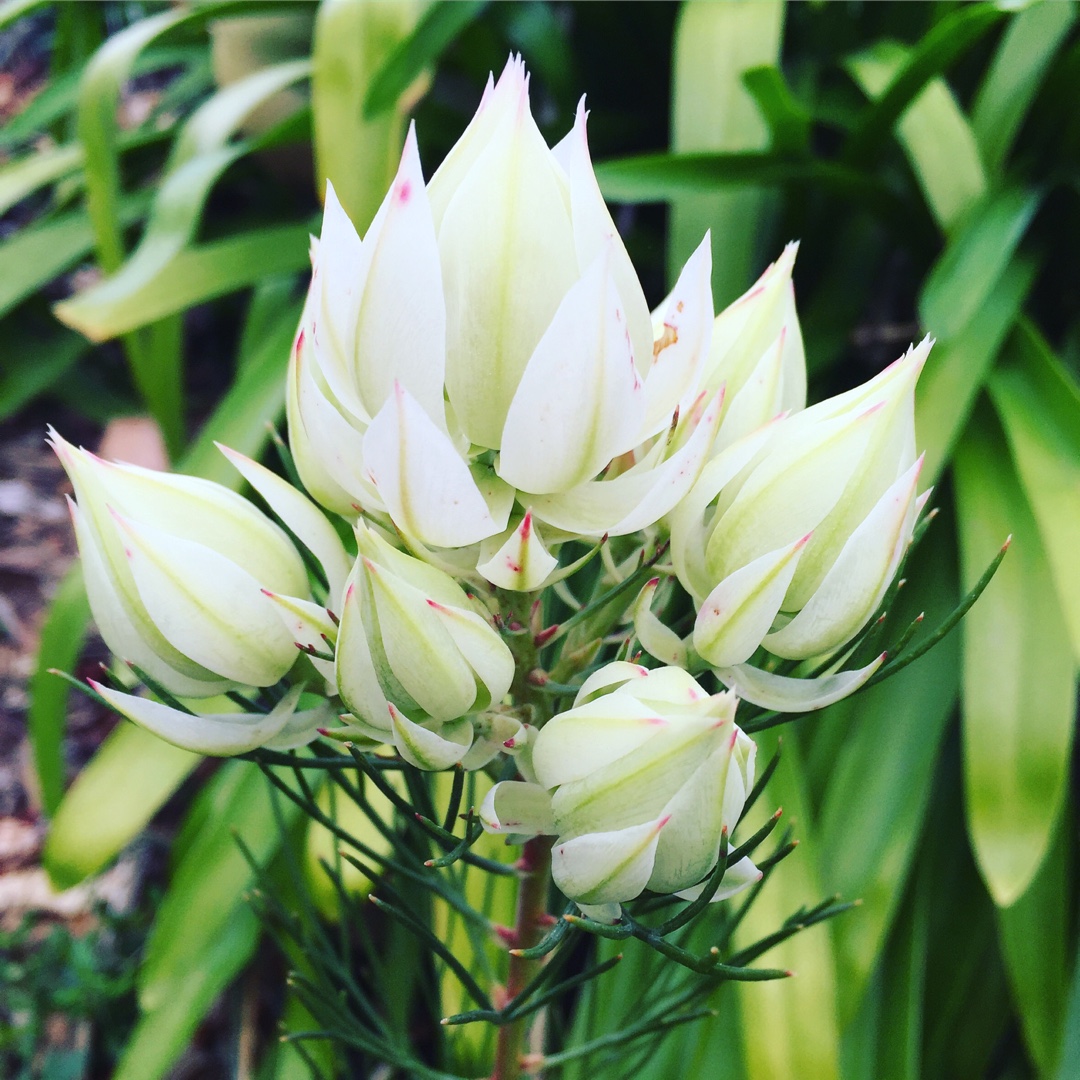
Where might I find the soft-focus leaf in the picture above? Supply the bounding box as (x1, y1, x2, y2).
(595, 152, 910, 240)
(846, 39, 985, 232)
(972, 0, 1077, 174)
(361, 0, 485, 120)
(953, 403, 1076, 906)
(25, 566, 90, 817)
(920, 186, 1038, 343)
(111, 899, 259, 1080)
(734, 732, 841, 1080)
(843, 3, 1006, 165)
(44, 720, 199, 889)
(77, 7, 199, 272)
(742, 65, 811, 156)
(921, 770, 1013, 1080)
(809, 525, 958, 1021)
(313, 0, 421, 231)
(54, 222, 310, 340)
(181, 292, 303, 485)
(668, 0, 784, 303)
(991, 323, 1080, 665)
(138, 761, 300, 1010)
(0, 196, 148, 319)
(1060, 948, 1080, 1080)
(0, 140, 85, 216)
(0, 319, 88, 421)
(998, 812, 1072, 1076)
(916, 255, 1036, 484)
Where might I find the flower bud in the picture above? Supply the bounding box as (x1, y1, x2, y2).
(703, 243, 807, 451)
(49, 429, 309, 697)
(334, 523, 514, 765)
(671, 340, 930, 674)
(480, 665, 760, 917)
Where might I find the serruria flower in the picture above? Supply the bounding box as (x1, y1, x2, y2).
(479, 664, 760, 920)
(49, 428, 310, 697)
(289, 55, 724, 586)
(333, 522, 515, 769)
(669, 340, 932, 709)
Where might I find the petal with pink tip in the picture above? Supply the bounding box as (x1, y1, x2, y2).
(551, 817, 666, 905)
(642, 234, 714, 436)
(499, 249, 645, 494)
(92, 682, 303, 756)
(693, 535, 810, 668)
(364, 383, 501, 547)
(479, 781, 555, 835)
(552, 98, 653, 374)
(764, 457, 924, 659)
(715, 654, 885, 712)
(476, 511, 560, 592)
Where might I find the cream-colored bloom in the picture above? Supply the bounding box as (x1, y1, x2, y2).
(670, 340, 930, 703)
(480, 665, 760, 918)
(49, 429, 308, 697)
(333, 522, 514, 768)
(289, 56, 723, 584)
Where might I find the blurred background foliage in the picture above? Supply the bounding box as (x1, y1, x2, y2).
(2, 0, 1079, 1077)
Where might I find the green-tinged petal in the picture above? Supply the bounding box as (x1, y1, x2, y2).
(390, 706, 472, 771)
(715, 655, 884, 712)
(633, 578, 688, 668)
(694, 534, 808, 667)
(551, 816, 666, 906)
(92, 682, 304, 756)
(479, 780, 556, 836)
(476, 510, 560, 591)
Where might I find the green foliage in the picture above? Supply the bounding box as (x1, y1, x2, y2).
(7, 0, 1079, 1076)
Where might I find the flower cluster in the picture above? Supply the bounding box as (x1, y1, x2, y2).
(53, 56, 929, 914)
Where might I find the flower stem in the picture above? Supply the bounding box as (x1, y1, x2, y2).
(493, 834, 554, 1080)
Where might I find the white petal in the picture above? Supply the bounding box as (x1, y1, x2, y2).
(436, 61, 578, 448)
(714, 655, 885, 712)
(334, 571, 392, 731)
(498, 248, 644, 494)
(115, 511, 299, 687)
(704, 405, 880, 584)
(674, 855, 762, 902)
(649, 731, 736, 893)
(532, 697, 672, 789)
(764, 457, 923, 659)
(219, 445, 352, 602)
(552, 97, 653, 378)
(263, 591, 337, 683)
(391, 707, 472, 771)
(479, 780, 555, 835)
(476, 510, 561, 591)
(551, 817, 665, 905)
(91, 682, 303, 756)
(694, 535, 810, 668)
(364, 383, 501, 547)
(704, 242, 798, 403)
(51, 430, 307, 597)
(642, 235, 714, 436)
(310, 182, 367, 423)
(426, 600, 514, 709)
(264, 700, 338, 750)
(287, 341, 380, 514)
(350, 124, 447, 426)
(69, 499, 230, 696)
(364, 558, 479, 722)
(528, 388, 723, 537)
(573, 661, 651, 706)
(632, 578, 687, 667)
(714, 330, 786, 451)
(668, 420, 780, 603)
